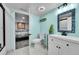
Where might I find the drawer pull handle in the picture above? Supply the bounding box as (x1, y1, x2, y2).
(66, 44, 69, 46)
(58, 47, 61, 49)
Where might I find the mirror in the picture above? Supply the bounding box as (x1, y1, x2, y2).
(0, 4, 5, 51)
(15, 13, 29, 32)
(16, 22, 26, 29)
(58, 9, 75, 35)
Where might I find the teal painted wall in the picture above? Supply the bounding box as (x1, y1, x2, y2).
(29, 14, 40, 41)
(40, 10, 58, 34)
(40, 4, 79, 37)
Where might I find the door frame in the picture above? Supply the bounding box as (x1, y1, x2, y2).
(14, 10, 29, 50)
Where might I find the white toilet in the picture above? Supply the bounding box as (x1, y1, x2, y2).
(31, 33, 45, 47)
(32, 38, 42, 44)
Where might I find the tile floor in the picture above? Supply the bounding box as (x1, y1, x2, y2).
(6, 46, 29, 55)
(30, 43, 47, 55)
(6, 42, 47, 55)
(16, 40, 29, 49)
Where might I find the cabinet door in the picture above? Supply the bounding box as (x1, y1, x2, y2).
(48, 42, 59, 55)
(48, 37, 59, 55)
(59, 41, 79, 55)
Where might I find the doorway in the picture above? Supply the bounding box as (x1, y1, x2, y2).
(15, 12, 29, 49)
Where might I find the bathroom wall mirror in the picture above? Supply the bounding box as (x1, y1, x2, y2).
(15, 13, 29, 32)
(0, 3, 5, 52)
(58, 9, 75, 34)
(16, 22, 26, 29)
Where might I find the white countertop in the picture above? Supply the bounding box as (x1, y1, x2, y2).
(49, 34, 79, 44)
(16, 32, 29, 38)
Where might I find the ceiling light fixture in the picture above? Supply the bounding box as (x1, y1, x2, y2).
(38, 6, 45, 12)
(22, 17, 25, 19)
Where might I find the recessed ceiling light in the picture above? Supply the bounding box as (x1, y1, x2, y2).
(22, 17, 25, 19)
(38, 6, 45, 12)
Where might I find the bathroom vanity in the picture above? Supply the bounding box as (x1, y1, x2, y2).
(48, 35, 79, 55)
(16, 32, 29, 41)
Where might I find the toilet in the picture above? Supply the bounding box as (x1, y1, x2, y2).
(31, 33, 45, 47)
(32, 38, 42, 44)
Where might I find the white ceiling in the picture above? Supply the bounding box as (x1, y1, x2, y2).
(5, 3, 61, 16)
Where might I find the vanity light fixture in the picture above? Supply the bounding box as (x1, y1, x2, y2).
(58, 3, 68, 9)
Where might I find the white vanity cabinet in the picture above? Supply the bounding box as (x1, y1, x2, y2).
(59, 42, 79, 55)
(48, 37, 59, 55)
(48, 35, 79, 55)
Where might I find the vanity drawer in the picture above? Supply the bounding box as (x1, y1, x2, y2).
(49, 37, 69, 46)
(48, 35, 79, 55)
